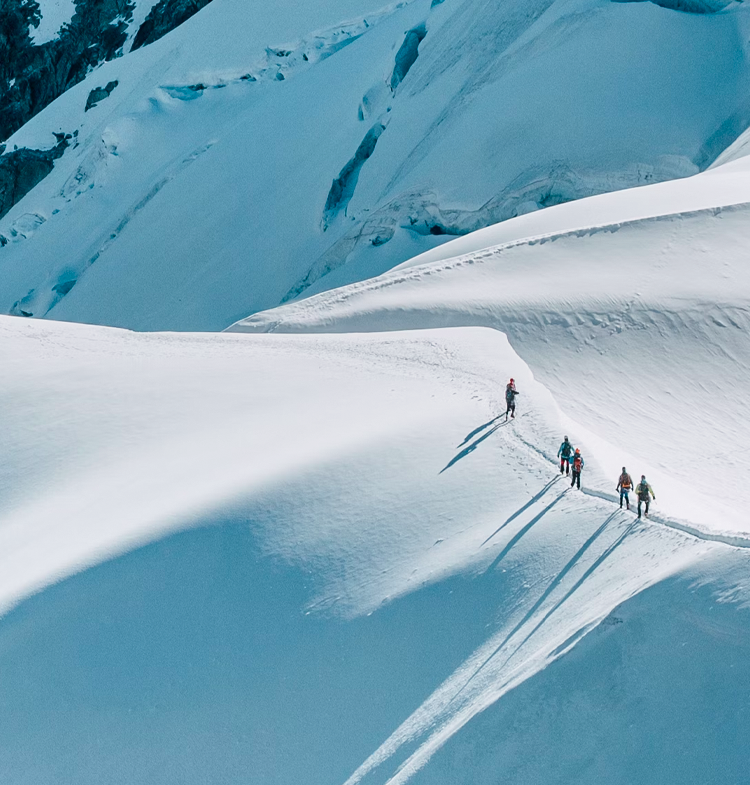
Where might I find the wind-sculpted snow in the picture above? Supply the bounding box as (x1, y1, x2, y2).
(1, 314, 746, 785)
(2, 0, 750, 780)
(612, 0, 734, 11)
(403, 554, 750, 785)
(3, 0, 750, 329)
(232, 165, 750, 537)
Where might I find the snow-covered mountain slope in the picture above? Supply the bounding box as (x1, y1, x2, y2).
(0, 313, 747, 785)
(396, 133, 750, 271)
(4, 2, 750, 780)
(232, 148, 750, 537)
(4, 0, 750, 329)
(1, 0, 213, 142)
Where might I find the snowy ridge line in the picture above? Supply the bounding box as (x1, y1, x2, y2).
(229, 200, 750, 333)
(284, 157, 698, 304)
(510, 430, 750, 550)
(580, 488, 750, 550)
(159, 0, 416, 94)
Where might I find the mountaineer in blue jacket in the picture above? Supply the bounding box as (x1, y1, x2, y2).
(557, 436, 574, 475)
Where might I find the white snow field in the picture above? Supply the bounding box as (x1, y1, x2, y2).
(233, 142, 750, 538)
(4, 0, 750, 330)
(2, 1, 750, 782)
(0, 314, 748, 785)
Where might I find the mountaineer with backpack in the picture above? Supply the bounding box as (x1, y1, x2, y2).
(557, 436, 574, 475)
(635, 476, 656, 519)
(570, 448, 584, 489)
(616, 467, 634, 510)
(505, 378, 519, 421)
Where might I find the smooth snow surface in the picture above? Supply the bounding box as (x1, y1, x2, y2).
(233, 150, 750, 538)
(5, 0, 750, 329)
(4, 0, 750, 781)
(1, 314, 748, 785)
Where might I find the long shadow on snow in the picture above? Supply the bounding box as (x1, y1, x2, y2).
(456, 414, 506, 449)
(484, 490, 568, 574)
(445, 509, 624, 708)
(440, 418, 511, 474)
(0, 518, 532, 785)
(481, 475, 563, 546)
(410, 557, 750, 785)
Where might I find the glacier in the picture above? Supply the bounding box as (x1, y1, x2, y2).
(0, 0, 749, 783)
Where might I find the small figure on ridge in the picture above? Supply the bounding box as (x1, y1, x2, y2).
(635, 475, 656, 519)
(616, 467, 633, 510)
(570, 448, 584, 490)
(557, 435, 574, 476)
(505, 378, 519, 421)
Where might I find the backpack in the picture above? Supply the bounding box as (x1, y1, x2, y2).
(620, 473, 632, 490)
(573, 455, 582, 471)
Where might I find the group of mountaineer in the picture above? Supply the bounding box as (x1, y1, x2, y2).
(505, 379, 656, 519)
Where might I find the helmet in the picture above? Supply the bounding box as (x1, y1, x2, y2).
(564, 435, 568, 441)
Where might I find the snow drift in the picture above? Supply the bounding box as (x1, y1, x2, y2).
(0, 314, 747, 785)
(1, 1, 750, 782)
(233, 145, 750, 537)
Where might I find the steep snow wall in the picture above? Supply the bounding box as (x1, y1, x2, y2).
(232, 158, 750, 536)
(2, 0, 750, 329)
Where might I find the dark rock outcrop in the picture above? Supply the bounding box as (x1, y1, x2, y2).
(0, 0, 134, 141)
(85, 80, 119, 111)
(131, 0, 214, 51)
(0, 0, 217, 144)
(0, 136, 69, 220)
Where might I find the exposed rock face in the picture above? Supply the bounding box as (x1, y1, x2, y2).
(131, 0, 214, 51)
(0, 0, 217, 143)
(0, 0, 134, 142)
(0, 136, 69, 220)
(85, 80, 119, 111)
(0, 0, 216, 217)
